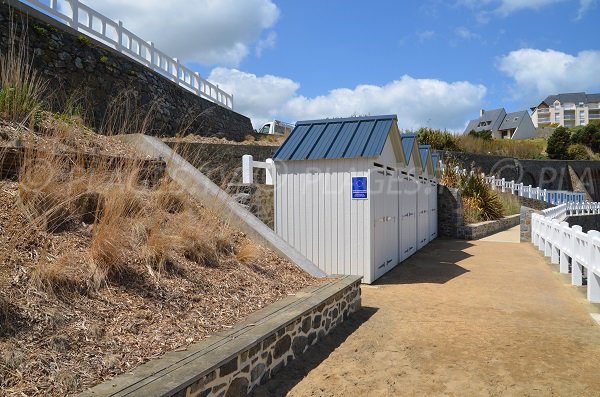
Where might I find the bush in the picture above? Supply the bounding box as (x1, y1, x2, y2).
(547, 126, 571, 159)
(567, 144, 592, 160)
(571, 121, 600, 153)
(468, 129, 492, 140)
(416, 128, 460, 151)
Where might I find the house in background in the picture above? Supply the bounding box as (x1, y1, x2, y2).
(463, 108, 536, 140)
(531, 92, 600, 128)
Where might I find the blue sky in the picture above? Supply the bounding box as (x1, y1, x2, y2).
(67, 0, 600, 130)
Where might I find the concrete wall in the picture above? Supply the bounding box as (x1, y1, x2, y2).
(439, 151, 600, 201)
(79, 276, 362, 397)
(0, 2, 253, 140)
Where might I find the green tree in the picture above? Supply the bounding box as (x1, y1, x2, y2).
(571, 121, 600, 153)
(547, 126, 572, 159)
(468, 129, 493, 140)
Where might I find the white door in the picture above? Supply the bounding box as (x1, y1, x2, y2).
(371, 168, 399, 281)
(401, 174, 417, 260)
(417, 181, 429, 249)
(429, 182, 438, 240)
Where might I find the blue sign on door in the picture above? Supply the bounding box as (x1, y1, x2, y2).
(352, 176, 368, 199)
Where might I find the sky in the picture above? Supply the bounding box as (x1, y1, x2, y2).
(57, 0, 600, 131)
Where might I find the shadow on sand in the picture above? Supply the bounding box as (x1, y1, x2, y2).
(375, 239, 474, 285)
(250, 306, 378, 397)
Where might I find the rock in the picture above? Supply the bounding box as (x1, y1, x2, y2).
(225, 377, 249, 397)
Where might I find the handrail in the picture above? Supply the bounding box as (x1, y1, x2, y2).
(531, 200, 600, 302)
(18, 0, 234, 109)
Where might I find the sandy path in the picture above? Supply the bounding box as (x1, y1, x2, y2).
(252, 237, 600, 396)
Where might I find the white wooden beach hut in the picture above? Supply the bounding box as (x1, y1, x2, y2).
(273, 115, 410, 283)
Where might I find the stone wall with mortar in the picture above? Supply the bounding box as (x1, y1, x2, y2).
(461, 214, 520, 240)
(565, 215, 600, 233)
(0, 2, 253, 140)
(437, 185, 464, 238)
(520, 206, 540, 242)
(438, 185, 522, 240)
(79, 276, 362, 397)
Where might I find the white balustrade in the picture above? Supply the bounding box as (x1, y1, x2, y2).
(531, 201, 600, 303)
(19, 0, 234, 109)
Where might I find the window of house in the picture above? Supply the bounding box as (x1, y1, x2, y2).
(554, 101, 561, 109)
(555, 113, 561, 123)
(580, 110, 585, 125)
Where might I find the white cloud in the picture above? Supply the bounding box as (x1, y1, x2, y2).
(66, 0, 280, 66)
(458, 0, 594, 19)
(209, 69, 487, 131)
(256, 31, 277, 57)
(208, 68, 300, 128)
(576, 0, 598, 19)
(455, 27, 480, 40)
(497, 48, 600, 102)
(417, 30, 436, 42)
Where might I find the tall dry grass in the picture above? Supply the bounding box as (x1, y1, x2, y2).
(456, 135, 546, 159)
(0, 10, 47, 126)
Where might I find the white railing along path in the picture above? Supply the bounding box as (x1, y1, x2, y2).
(531, 202, 600, 302)
(19, 0, 233, 109)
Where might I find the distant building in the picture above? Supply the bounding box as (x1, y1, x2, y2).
(464, 108, 536, 140)
(531, 92, 600, 128)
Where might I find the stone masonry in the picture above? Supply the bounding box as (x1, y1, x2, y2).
(182, 280, 361, 397)
(78, 276, 362, 397)
(0, 2, 253, 140)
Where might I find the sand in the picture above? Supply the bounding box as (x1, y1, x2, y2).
(252, 236, 600, 396)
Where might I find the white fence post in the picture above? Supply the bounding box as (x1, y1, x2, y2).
(242, 155, 253, 184)
(69, 0, 79, 28)
(265, 159, 275, 185)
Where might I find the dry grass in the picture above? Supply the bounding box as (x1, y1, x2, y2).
(456, 135, 547, 159)
(0, 11, 47, 126)
(0, 14, 321, 395)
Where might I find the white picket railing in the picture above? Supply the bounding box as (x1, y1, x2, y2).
(242, 155, 275, 185)
(532, 203, 600, 302)
(19, 0, 234, 109)
(485, 176, 586, 205)
(438, 163, 586, 205)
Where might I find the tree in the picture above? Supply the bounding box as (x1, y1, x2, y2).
(468, 129, 493, 140)
(547, 126, 571, 159)
(570, 121, 600, 153)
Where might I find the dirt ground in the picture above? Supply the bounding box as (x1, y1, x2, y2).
(252, 233, 600, 396)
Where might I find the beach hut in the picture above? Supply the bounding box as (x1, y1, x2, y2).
(399, 134, 422, 260)
(273, 115, 409, 283)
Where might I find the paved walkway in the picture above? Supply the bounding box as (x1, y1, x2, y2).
(252, 235, 600, 396)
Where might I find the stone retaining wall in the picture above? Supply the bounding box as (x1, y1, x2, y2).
(461, 214, 521, 240)
(565, 215, 600, 233)
(438, 185, 521, 239)
(79, 276, 362, 397)
(1, 2, 253, 140)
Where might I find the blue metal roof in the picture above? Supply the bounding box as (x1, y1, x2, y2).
(273, 115, 398, 161)
(419, 145, 432, 171)
(431, 152, 440, 174)
(400, 134, 417, 163)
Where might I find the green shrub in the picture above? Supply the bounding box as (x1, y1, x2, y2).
(468, 129, 492, 140)
(99, 56, 109, 65)
(78, 35, 92, 46)
(547, 126, 571, 159)
(33, 25, 48, 36)
(567, 144, 592, 160)
(571, 122, 600, 153)
(416, 128, 460, 151)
